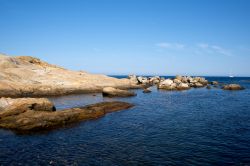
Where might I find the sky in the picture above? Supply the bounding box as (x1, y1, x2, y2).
(1, 0, 250, 76)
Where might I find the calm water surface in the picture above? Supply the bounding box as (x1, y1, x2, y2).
(0, 77, 250, 165)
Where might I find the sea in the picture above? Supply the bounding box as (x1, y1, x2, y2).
(0, 76, 250, 165)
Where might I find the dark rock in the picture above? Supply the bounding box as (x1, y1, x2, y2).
(0, 98, 134, 132)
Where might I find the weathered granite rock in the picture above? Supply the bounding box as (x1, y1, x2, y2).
(223, 84, 244, 90)
(137, 76, 149, 84)
(149, 76, 160, 84)
(102, 87, 136, 97)
(158, 76, 209, 91)
(160, 79, 173, 86)
(193, 82, 204, 88)
(158, 79, 175, 90)
(0, 98, 134, 132)
(176, 83, 190, 90)
(173, 79, 182, 84)
(0, 54, 141, 97)
(0, 97, 55, 113)
(194, 77, 208, 85)
(128, 75, 138, 84)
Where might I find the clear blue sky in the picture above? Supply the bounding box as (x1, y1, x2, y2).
(1, 0, 250, 76)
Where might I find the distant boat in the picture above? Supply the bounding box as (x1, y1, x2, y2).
(229, 70, 234, 78)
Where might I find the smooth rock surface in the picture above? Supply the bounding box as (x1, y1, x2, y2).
(0, 98, 134, 132)
(102, 87, 136, 97)
(223, 84, 244, 90)
(0, 54, 140, 97)
(0, 97, 55, 113)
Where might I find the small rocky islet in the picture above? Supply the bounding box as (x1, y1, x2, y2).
(127, 74, 244, 91)
(0, 54, 245, 132)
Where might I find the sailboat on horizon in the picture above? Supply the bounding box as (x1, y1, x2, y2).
(229, 70, 234, 78)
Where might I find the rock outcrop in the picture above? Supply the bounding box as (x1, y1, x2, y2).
(0, 97, 134, 132)
(0, 54, 141, 97)
(223, 84, 244, 90)
(0, 97, 55, 113)
(102, 87, 136, 97)
(127, 75, 161, 85)
(158, 76, 209, 91)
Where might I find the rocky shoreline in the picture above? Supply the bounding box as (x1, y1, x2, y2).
(0, 97, 134, 133)
(0, 54, 245, 133)
(0, 54, 142, 98)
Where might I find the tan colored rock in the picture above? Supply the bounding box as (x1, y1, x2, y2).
(194, 82, 204, 88)
(223, 84, 244, 90)
(102, 87, 136, 97)
(0, 54, 141, 97)
(173, 79, 182, 84)
(0, 97, 55, 113)
(0, 98, 134, 132)
(211, 81, 219, 85)
(158, 82, 177, 90)
(176, 83, 190, 90)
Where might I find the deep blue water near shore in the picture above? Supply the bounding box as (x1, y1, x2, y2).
(0, 77, 250, 165)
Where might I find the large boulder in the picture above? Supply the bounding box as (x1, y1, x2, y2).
(160, 79, 173, 86)
(176, 83, 190, 90)
(102, 87, 136, 97)
(0, 98, 134, 132)
(137, 76, 149, 84)
(0, 97, 55, 113)
(149, 76, 160, 84)
(193, 82, 204, 88)
(194, 77, 208, 85)
(158, 79, 175, 90)
(175, 75, 188, 83)
(173, 79, 182, 84)
(223, 84, 244, 90)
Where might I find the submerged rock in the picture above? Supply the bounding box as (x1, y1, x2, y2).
(102, 87, 136, 97)
(143, 88, 151, 93)
(223, 84, 244, 90)
(0, 98, 134, 132)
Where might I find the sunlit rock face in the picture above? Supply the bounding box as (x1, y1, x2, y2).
(0, 54, 140, 97)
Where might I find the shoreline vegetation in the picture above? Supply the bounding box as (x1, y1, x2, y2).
(0, 54, 245, 133)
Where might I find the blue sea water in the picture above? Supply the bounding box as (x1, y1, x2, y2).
(0, 77, 250, 165)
